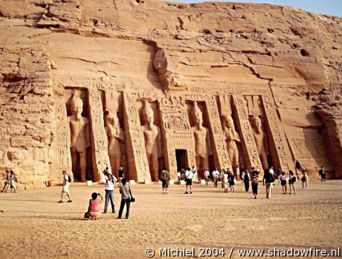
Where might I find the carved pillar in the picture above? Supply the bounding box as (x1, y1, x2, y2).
(123, 93, 150, 182)
(53, 101, 72, 179)
(205, 96, 231, 170)
(261, 96, 293, 172)
(232, 95, 263, 172)
(88, 90, 111, 181)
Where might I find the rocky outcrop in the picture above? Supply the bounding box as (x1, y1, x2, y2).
(0, 0, 341, 187)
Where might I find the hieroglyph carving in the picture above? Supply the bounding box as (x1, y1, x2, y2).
(232, 95, 263, 171)
(205, 96, 231, 171)
(88, 90, 111, 181)
(262, 96, 293, 172)
(123, 93, 150, 182)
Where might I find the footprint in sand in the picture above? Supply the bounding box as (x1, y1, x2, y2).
(183, 225, 204, 232)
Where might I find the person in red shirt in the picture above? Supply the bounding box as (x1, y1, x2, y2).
(84, 192, 103, 220)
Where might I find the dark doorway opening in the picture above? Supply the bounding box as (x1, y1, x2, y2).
(176, 149, 188, 171)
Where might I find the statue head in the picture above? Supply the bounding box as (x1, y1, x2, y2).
(70, 92, 83, 119)
(193, 102, 203, 127)
(249, 115, 262, 133)
(143, 100, 154, 125)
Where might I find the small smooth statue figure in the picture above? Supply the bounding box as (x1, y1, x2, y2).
(192, 102, 211, 178)
(141, 101, 162, 182)
(223, 115, 241, 178)
(68, 91, 91, 182)
(105, 111, 124, 176)
(249, 115, 269, 170)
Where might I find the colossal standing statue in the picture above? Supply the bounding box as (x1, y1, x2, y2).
(141, 101, 162, 181)
(222, 115, 241, 177)
(68, 91, 91, 182)
(192, 102, 210, 177)
(105, 111, 124, 176)
(249, 115, 269, 170)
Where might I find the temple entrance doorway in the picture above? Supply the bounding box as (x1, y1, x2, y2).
(176, 149, 188, 171)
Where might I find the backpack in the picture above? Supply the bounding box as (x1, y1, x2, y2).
(68, 175, 72, 183)
(269, 173, 275, 183)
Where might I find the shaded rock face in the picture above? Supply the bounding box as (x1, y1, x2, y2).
(0, 0, 341, 187)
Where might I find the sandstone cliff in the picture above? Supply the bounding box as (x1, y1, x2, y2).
(0, 0, 341, 188)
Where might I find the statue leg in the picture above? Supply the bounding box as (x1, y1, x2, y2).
(260, 152, 268, 170)
(150, 153, 159, 182)
(71, 149, 78, 180)
(79, 152, 87, 182)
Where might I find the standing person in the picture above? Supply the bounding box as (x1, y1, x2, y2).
(269, 166, 275, 176)
(117, 165, 124, 183)
(301, 171, 309, 189)
(184, 167, 194, 194)
(251, 169, 259, 199)
(1, 170, 11, 193)
(288, 170, 296, 194)
(220, 169, 226, 188)
(85, 192, 103, 220)
(263, 168, 275, 199)
(204, 169, 210, 185)
(160, 168, 170, 194)
(58, 170, 72, 203)
(118, 178, 133, 219)
(212, 168, 219, 187)
(8, 171, 17, 193)
(180, 168, 186, 181)
(103, 167, 110, 177)
(279, 171, 287, 194)
(243, 169, 250, 192)
(103, 173, 117, 214)
(295, 159, 303, 171)
(228, 171, 235, 193)
(319, 166, 326, 182)
(223, 170, 229, 193)
(177, 170, 181, 183)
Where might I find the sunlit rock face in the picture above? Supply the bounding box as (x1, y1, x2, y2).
(0, 0, 341, 188)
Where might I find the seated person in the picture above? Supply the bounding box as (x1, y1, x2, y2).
(84, 192, 103, 220)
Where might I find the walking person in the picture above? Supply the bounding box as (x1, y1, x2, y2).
(103, 173, 117, 214)
(8, 171, 17, 193)
(84, 192, 103, 220)
(243, 169, 250, 192)
(220, 169, 226, 188)
(118, 178, 133, 219)
(288, 170, 296, 194)
(160, 167, 170, 194)
(204, 169, 210, 185)
(184, 167, 195, 194)
(1, 170, 13, 193)
(58, 170, 72, 203)
(223, 170, 229, 193)
(117, 165, 124, 183)
(212, 168, 219, 188)
(228, 171, 235, 193)
(301, 170, 309, 189)
(251, 168, 259, 199)
(263, 168, 275, 199)
(319, 166, 326, 182)
(279, 171, 287, 194)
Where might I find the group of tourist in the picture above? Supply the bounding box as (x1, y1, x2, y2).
(58, 165, 134, 220)
(160, 160, 322, 199)
(1, 170, 17, 193)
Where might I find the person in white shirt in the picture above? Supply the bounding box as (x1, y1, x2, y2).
(204, 169, 210, 185)
(279, 171, 287, 194)
(185, 167, 195, 194)
(269, 166, 275, 176)
(58, 170, 72, 203)
(212, 169, 219, 187)
(103, 172, 117, 213)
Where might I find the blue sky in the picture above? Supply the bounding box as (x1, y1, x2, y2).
(167, 0, 342, 17)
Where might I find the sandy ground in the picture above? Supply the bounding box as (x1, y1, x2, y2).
(0, 180, 341, 259)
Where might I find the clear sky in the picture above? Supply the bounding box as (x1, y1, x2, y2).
(167, 0, 342, 17)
